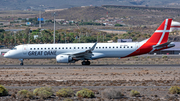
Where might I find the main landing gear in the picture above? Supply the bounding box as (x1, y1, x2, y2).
(81, 60, 90, 65)
(19, 59, 24, 66)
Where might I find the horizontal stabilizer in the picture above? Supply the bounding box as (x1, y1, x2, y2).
(153, 42, 171, 48)
(153, 42, 175, 49)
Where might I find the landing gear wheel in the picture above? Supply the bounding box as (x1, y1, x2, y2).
(19, 59, 24, 66)
(86, 61, 90, 65)
(81, 60, 91, 65)
(82, 61, 86, 65)
(20, 63, 23, 66)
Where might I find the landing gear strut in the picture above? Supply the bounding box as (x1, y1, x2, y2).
(81, 60, 90, 65)
(19, 59, 24, 66)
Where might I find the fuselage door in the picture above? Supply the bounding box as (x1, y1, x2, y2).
(22, 45, 28, 55)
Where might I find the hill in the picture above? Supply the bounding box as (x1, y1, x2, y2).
(41, 6, 180, 26)
(0, 0, 180, 10)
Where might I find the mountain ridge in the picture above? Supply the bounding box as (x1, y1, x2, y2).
(0, 0, 180, 10)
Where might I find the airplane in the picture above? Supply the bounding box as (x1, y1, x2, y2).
(4, 18, 175, 65)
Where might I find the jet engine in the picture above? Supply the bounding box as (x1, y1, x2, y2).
(56, 55, 73, 63)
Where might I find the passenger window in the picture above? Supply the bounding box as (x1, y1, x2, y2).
(70, 47, 71, 49)
(45, 48, 46, 50)
(89, 47, 91, 49)
(124, 46, 125, 48)
(86, 47, 87, 49)
(109, 47, 111, 48)
(106, 47, 107, 48)
(74, 47, 76, 49)
(103, 47, 104, 49)
(96, 47, 98, 49)
(34, 48, 36, 50)
(59, 47, 60, 49)
(127, 46, 129, 48)
(48, 48, 50, 49)
(99, 47, 101, 49)
(131, 46, 133, 48)
(82, 47, 83, 49)
(62, 47, 64, 49)
(116, 46, 118, 48)
(55, 47, 57, 49)
(30, 48, 32, 50)
(78, 47, 79, 49)
(37, 48, 39, 50)
(52, 48, 53, 49)
(113, 47, 114, 48)
(66, 47, 68, 49)
(41, 48, 43, 50)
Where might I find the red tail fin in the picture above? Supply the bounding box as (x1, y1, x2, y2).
(146, 18, 172, 45)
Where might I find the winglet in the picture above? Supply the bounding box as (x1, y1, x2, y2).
(90, 42, 97, 51)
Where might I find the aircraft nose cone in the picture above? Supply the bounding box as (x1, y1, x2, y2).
(4, 52, 9, 58)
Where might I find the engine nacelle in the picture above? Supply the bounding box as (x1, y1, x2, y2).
(56, 55, 73, 63)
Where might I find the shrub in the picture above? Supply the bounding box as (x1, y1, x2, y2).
(76, 88, 95, 98)
(130, 90, 140, 97)
(101, 88, 124, 99)
(33, 87, 53, 99)
(17, 89, 33, 99)
(169, 86, 180, 94)
(56, 88, 74, 97)
(0, 85, 8, 96)
(162, 55, 168, 58)
(64, 98, 73, 101)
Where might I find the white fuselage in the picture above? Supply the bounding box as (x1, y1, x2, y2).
(4, 42, 141, 59)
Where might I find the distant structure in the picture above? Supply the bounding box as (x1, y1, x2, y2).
(39, 11, 41, 28)
(117, 39, 132, 42)
(170, 20, 180, 32)
(106, 12, 108, 18)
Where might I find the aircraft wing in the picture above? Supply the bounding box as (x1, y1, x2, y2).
(63, 42, 97, 60)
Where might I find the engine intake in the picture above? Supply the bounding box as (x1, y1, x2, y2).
(56, 55, 73, 63)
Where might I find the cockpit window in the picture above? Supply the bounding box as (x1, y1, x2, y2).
(11, 47, 17, 50)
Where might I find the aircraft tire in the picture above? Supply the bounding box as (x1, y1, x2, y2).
(86, 61, 90, 65)
(20, 63, 23, 66)
(82, 61, 86, 65)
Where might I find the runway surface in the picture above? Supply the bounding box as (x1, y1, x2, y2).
(0, 64, 179, 68)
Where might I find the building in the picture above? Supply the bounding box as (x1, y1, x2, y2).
(117, 39, 132, 42)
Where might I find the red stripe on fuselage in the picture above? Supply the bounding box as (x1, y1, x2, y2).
(171, 26, 180, 28)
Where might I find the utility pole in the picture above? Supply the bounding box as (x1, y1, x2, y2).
(28, 30, 30, 44)
(97, 34, 98, 42)
(14, 31, 16, 45)
(39, 11, 41, 28)
(53, 12, 56, 44)
(103, 34, 104, 42)
(65, 33, 66, 43)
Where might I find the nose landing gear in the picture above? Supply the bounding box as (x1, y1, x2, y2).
(81, 60, 90, 65)
(19, 59, 24, 66)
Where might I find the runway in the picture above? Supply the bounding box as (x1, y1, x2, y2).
(0, 64, 179, 68)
